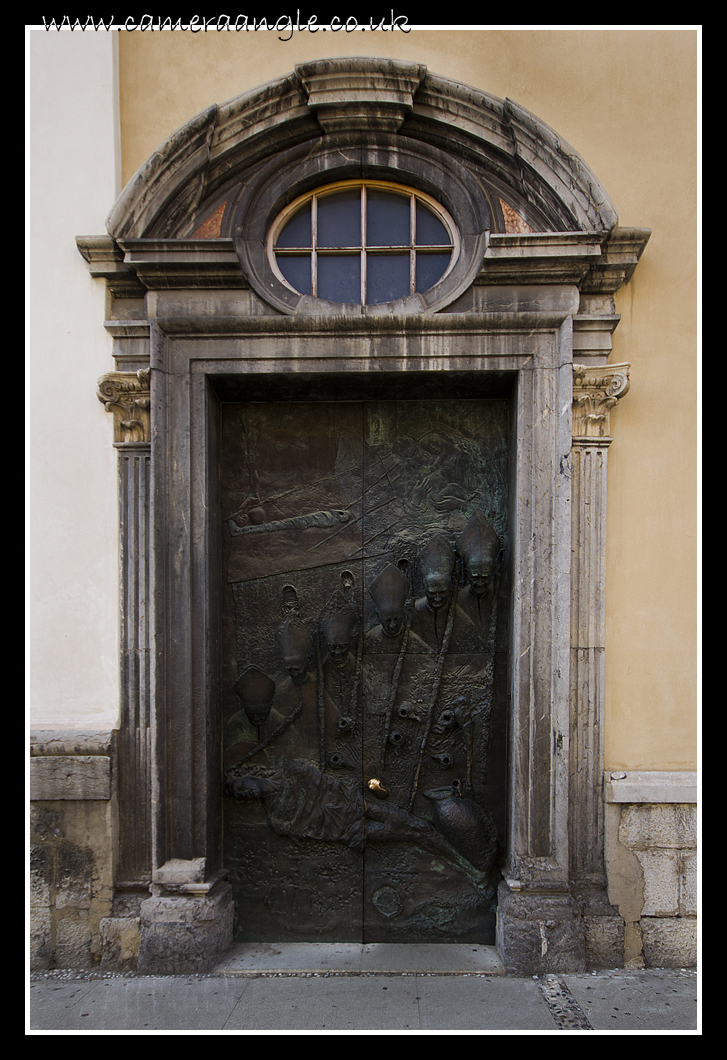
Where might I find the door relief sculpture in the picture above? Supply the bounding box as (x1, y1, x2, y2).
(222, 400, 508, 943)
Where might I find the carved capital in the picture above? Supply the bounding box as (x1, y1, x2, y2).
(572, 363, 630, 441)
(97, 369, 151, 444)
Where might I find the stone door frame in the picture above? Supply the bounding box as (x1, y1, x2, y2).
(140, 306, 574, 971)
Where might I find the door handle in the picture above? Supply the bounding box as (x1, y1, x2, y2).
(367, 778, 389, 799)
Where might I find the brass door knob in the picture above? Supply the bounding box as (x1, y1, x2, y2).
(367, 778, 389, 799)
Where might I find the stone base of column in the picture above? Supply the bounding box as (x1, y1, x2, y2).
(138, 881, 233, 975)
(575, 889, 625, 970)
(496, 881, 586, 975)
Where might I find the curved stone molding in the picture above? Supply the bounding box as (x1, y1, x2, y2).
(572, 363, 631, 440)
(105, 58, 619, 240)
(97, 369, 151, 445)
(231, 135, 491, 316)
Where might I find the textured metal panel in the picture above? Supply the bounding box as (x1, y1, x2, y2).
(221, 399, 509, 943)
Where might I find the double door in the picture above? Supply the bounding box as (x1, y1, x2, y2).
(221, 399, 508, 943)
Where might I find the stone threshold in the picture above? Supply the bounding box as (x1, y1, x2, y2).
(213, 942, 505, 976)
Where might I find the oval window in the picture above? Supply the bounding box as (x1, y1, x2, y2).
(268, 181, 459, 306)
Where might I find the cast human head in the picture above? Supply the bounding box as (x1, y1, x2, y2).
(418, 535, 455, 613)
(369, 562, 409, 636)
(233, 665, 276, 725)
(456, 513, 501, 596)
(321, 590, 358, 667)
(276, 615, 312, 682)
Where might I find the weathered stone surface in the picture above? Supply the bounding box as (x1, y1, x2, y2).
(297, 56, 426, 132)
(604, 797, 697, 969)
(100, 917, 141, 971)
(29, 904, 53, 971)
(138, 883, 234, 975)
(55, 843, 94, 908)
(572, 362, 630, 440)
(569, 431, 610, 898)
(29, 799, 115, 971)
(103, 60, 621, 243)
(680, 851, 698, 917)
(496, 884, 586, 975)
(619, 804, 697, 849)
(154, 858, 206, 886)
(636, 850, 679, 917)
(97, 369, 151, 444)
(56, 910, 93, 969)
(624, 921, 645, 968)
(30, 756, 111, 801)
(30, 844, 52, 906)
(583, 915, 625, 970)
(30, 731, 115, 756)
(641, 917, 697, 968)
(605, 770, 698, 804)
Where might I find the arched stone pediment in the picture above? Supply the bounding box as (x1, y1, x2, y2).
(106, 57, 618, 242)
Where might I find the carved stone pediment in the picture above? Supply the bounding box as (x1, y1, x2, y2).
(572, 363, 630, 441)
(97, 369, 151, 444)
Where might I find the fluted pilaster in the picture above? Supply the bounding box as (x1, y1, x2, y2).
(99, 372, 152, 886)
(569, 363, 630, 890)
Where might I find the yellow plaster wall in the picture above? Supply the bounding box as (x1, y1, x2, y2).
(118, 28, 698, 771)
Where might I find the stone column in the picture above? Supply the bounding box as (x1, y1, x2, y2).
(97, 372, 152, 909)
(496, 329, 582, 975)
(569, 362, 630, 967)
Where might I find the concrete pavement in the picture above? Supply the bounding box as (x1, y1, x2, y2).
(28, 944, 699, 1033)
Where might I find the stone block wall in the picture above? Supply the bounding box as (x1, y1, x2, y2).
(605, 772, 697, 968)
(30, 732, 119, 971)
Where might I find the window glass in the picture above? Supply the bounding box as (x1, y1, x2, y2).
(317, 190, 361, 248)
(276, 205, 311, 248)
(276, 255, 311, 296)
(415, 252, 451, 293)
(368, 253, 410, 305)
(272, 182, 456, 306)
(318, 254, 361, 304)
(367, 190, 410, 247)
(415, 201, 449, 246)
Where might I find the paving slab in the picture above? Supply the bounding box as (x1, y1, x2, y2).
(28, 967, 699, 1033)
(215, 942, 505, 975)
(360, 943, 504, 974)
(225, 974, 421, 1030)
(416, 974, 555, 1030)
(28, 980, 97, 1029)
(562, 970, 698, 1031)
(29, 975, 251, 1031)
(215, 942, 363, 974)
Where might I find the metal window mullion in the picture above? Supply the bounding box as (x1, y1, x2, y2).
(361, 185, 367, 305)
(410, 194, 416, 295)
(311, 195, 318, 297)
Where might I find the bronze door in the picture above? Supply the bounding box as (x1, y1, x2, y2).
(221, 399, 508, 943)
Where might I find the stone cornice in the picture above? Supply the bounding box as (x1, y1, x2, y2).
(97, 369, 151, 444)
(604, 771, 698, 804)
(76, 235, 147, 298)
(480, 229, 649, 292)
(80, 229, 650, 296)
(572, 362, 631, 441)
